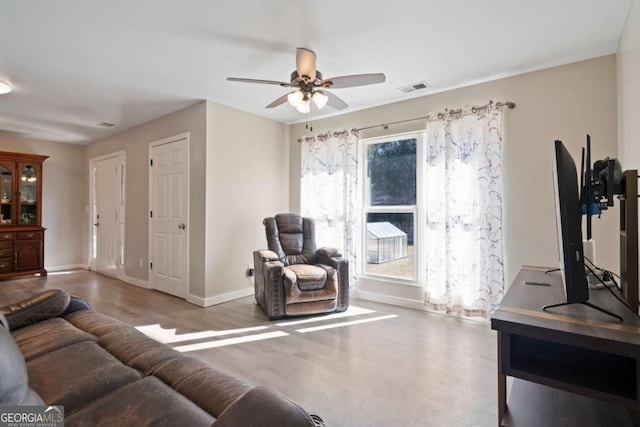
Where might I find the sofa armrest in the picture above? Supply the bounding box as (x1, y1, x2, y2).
(213, 386, 319, 427)
(62, 295, 92, 316)
(0, 289, 70, 331)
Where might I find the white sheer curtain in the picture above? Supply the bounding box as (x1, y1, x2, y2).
(300, 131, 359, 273)
(425, 105, 504, 317)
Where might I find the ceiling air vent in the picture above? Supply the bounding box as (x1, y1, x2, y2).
(399, 81, 430, 93)
(97, 122, 115, 128)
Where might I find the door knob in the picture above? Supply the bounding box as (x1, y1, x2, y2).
(178, 223, 186, 230)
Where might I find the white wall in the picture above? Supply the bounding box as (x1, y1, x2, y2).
(0, 136, 85, 269)
(618, 0, 640, 169)
(289, 55, 619, 295)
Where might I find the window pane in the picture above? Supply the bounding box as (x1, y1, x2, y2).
(365, 212, 414, 279)
(367, 139, 416, 206)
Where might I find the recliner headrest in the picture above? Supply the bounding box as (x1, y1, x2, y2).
(275, 214, 304, 234)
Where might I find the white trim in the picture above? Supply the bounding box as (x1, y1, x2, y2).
(356, 289, 426, 311)
(88, 150, 126, 276)
(122, 275, 150, 289)
(148, 133, 190, 298)
(186, 287, 254, 308)
(45, 263, 89, 272)
(359, 132, 425, 283)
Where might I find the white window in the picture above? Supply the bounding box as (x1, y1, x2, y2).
(361, 133, 425, 283)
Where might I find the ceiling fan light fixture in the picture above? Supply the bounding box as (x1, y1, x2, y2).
(287, 90, 304, 107)
(312, 91, 328, 109)
(0, 81, 12, 95)
(296, 100, 310, 114)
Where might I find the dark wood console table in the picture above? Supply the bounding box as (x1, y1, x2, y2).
(491, 267, 640, 426)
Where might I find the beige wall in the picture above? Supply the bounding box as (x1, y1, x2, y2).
(0, 135, 85, 268)
(618, 0, 640, 168)
(85, 100, 289, 304)
(1, 99, 288, 305)
(85, 101, 208, 295)
(204, 101, 289, 301)
(289, 55, 619, 290)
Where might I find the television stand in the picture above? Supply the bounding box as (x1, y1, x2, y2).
(492, 267, 640, 426)
(542, 300, 623, 322)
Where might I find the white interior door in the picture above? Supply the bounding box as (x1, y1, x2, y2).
(149, 135, 189, 298)
(90, 153, 125, 277)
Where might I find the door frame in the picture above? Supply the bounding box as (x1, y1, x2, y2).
(88, 150, 126, 277)
(148, 132, 190, 297)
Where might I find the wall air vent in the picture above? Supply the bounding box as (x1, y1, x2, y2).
(98, 122, 115, 128)
(398, 81, 430, 93)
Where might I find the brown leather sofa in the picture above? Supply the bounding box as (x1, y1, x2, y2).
(0, 289, 323, 426)
(254, 213, 349, 319)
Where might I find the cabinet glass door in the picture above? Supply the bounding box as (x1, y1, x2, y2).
(0, 164, 12, 225)
(19, 164, 38, 225)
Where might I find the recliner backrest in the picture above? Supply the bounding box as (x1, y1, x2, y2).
(264, 214, 317, 266)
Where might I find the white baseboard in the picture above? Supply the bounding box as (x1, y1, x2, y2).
(187, 287, 254, 308)
(122, 275, 150, 289)
(356, 290, 426, 311)
(45, 263, 88, 272)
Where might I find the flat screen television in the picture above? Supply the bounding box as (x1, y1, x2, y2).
(543, 140, 622, 321)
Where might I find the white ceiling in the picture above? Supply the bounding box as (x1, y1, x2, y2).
(0, 0, 633, 145)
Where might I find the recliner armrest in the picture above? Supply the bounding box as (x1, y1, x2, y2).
(0, 289, 71, 331)
(317, 246, 342, 258)
(256, 249, 280, 262)
(316, 254, 350, 313)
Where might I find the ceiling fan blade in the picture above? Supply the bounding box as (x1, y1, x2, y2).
(324, 91, 348, 110)
(265, 92, 291, 109)
(322, 73, 386, 89)
(296, 47, 316, 81)
(227, 77, 293, 87)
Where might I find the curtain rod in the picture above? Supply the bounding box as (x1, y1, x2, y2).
(354, 101, 516, 132)
(297, 100, 515, 143)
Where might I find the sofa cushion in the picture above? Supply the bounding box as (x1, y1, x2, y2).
(154, 356, 251, 418)
(12, 317, 95, 361)
(65, 310, 133, 336)
(286, 264, 328, 291)
(97, 327, 183, 374)
(26, 340, 143, 415)
(284, 265, 338, 305)
(63, 376, 214, 427)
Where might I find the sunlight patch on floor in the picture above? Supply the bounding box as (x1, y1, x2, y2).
(296, 314, 398, 333)
(135, 325, 269, 344)
(135, 305, 398, 351)
(172, 331, 289, 352)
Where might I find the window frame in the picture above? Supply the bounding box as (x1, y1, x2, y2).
(360, 132, 426, 285)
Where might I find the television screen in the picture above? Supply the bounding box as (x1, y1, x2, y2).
(552, 140, 589, 303)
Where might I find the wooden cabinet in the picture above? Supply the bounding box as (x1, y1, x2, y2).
(0, 151, 48, 279)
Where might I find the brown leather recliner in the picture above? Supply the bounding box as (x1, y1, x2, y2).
(254, 213, 349, 319)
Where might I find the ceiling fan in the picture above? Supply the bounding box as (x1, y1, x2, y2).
(227, 47, 386, 113)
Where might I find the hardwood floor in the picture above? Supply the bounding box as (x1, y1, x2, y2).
(0, 270, 498, 426)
